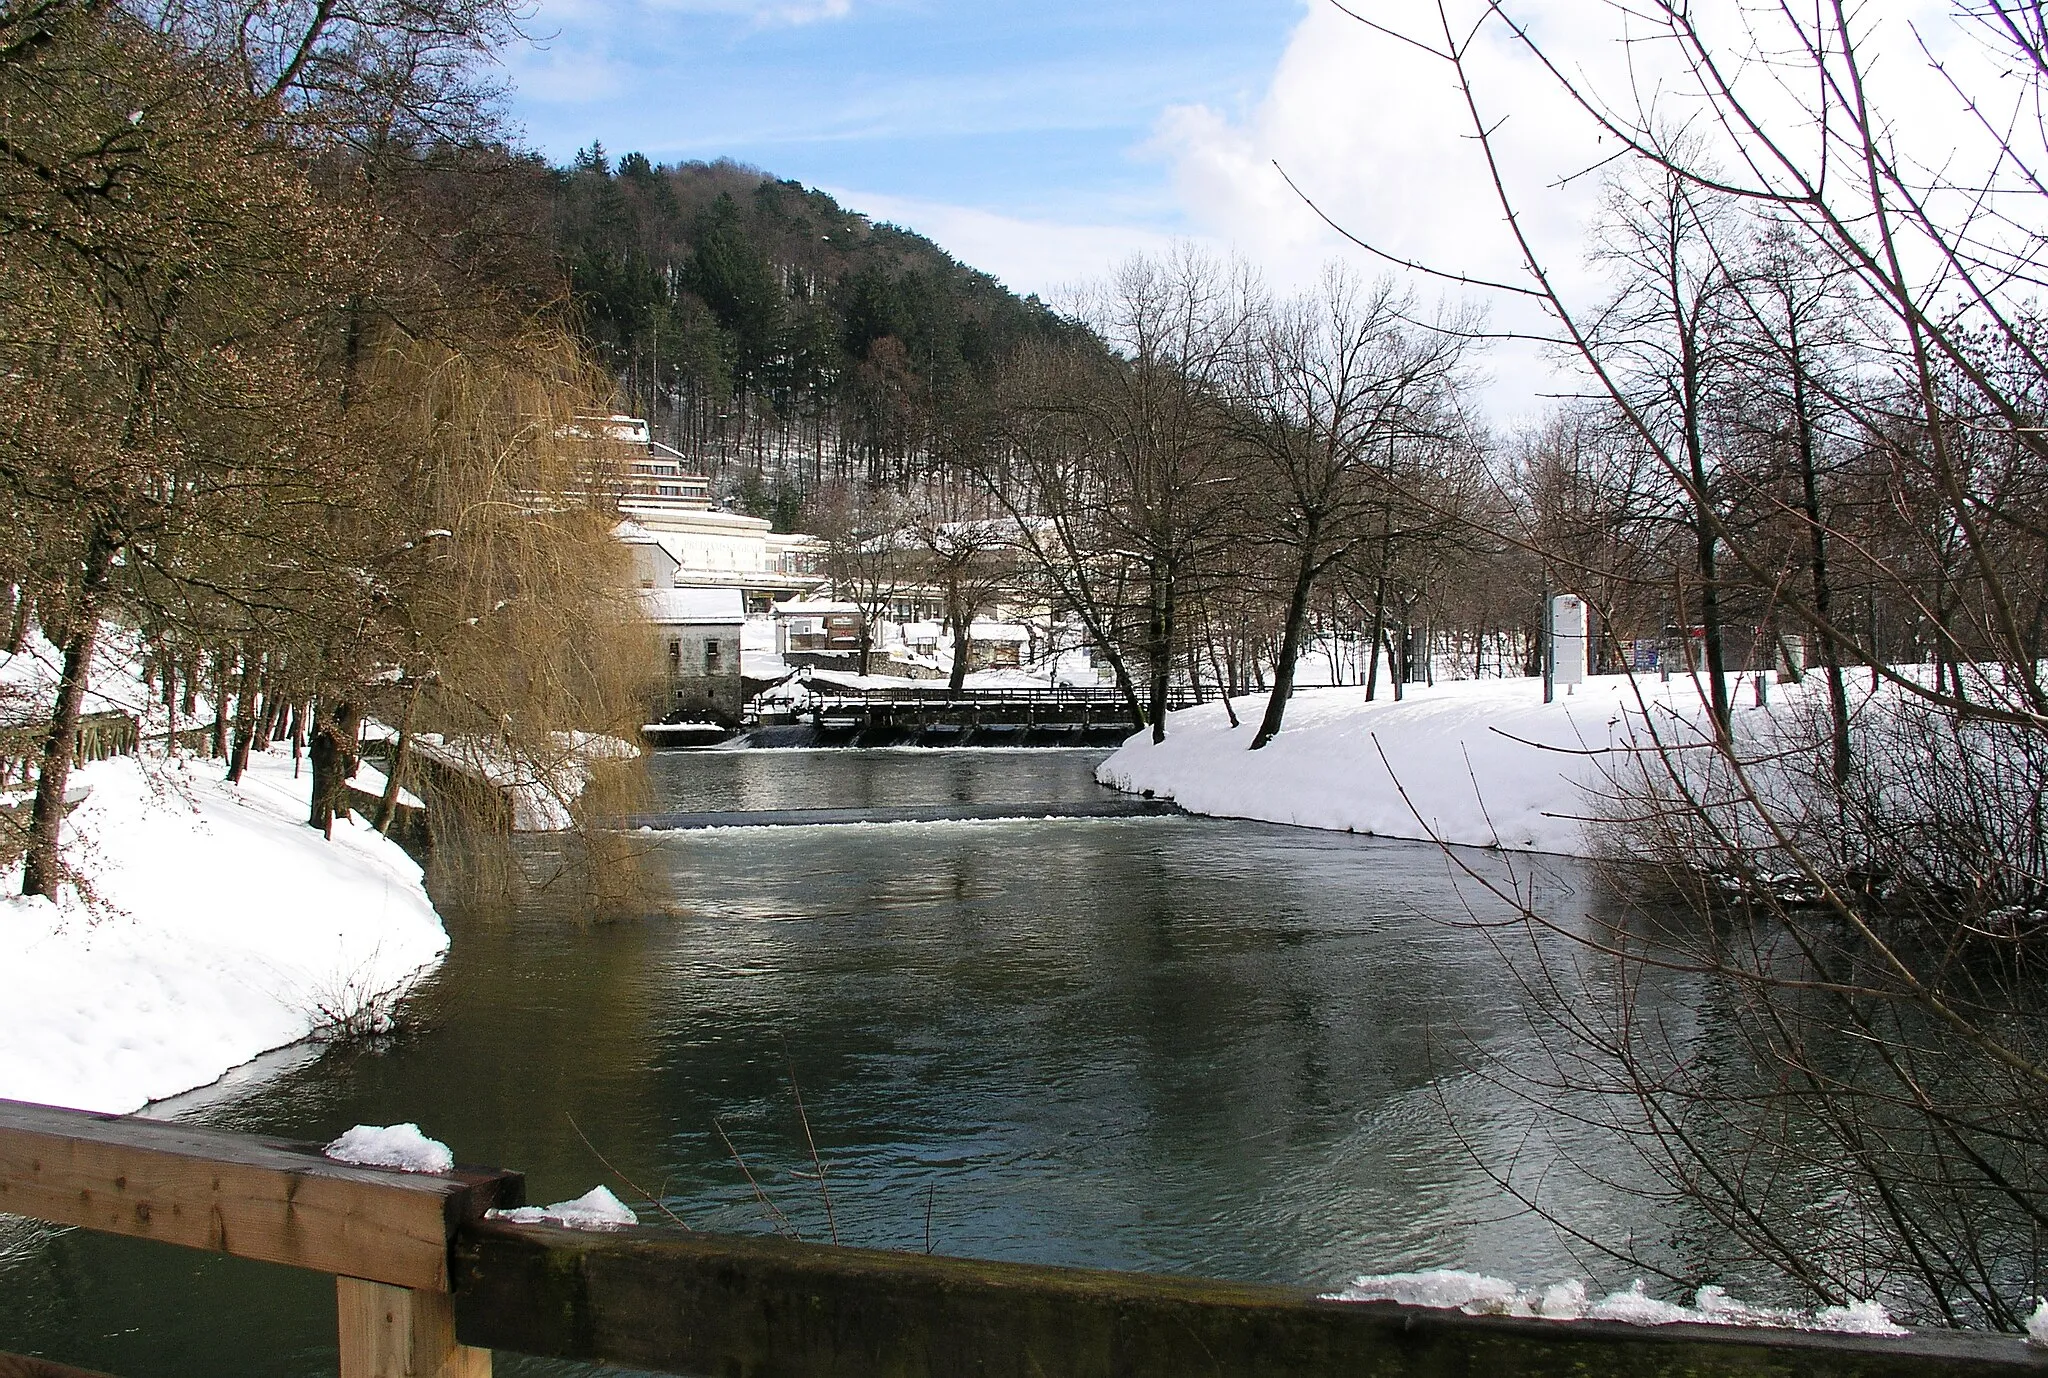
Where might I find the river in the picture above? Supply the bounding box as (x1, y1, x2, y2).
(0, 747, 1698, 1376)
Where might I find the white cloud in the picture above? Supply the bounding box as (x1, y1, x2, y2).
(1147, 0, 2006, 423)
(1147, 1, 1631, 422)
(503, 43, 630, 105)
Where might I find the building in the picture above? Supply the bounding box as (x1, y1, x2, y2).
(594, 416, 829, 610)
(774, 600, 865, 657)
(633, 509, 824, 611)
(899, 620, 1031, 670)
(641, 587, 746, 725)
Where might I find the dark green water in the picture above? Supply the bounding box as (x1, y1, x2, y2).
(0, 748, 1677, 1376)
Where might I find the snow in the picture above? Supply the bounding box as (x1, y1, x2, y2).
(2028, 1300, 2048, 1347)
(324, 1123, 455, 1173)
(0, 626, 202, 728)
(640, 586, 745, 626)
(407, 730, 640, 831)
(487, 1185, 639, 1229)
(1326, 1270, 1908, 1335)
(1099, 673, 1797, 857)
(0, 747, 449, 1113)
(352, 759, 424, 810)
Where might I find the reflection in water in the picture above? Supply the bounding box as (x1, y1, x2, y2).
(1, 748, 1697, 1377)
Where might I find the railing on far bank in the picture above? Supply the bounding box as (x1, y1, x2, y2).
(0, 712, 137, 790)
(2, 1096, 2043, 1378)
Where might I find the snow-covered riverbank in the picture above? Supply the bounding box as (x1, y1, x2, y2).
(1097, 673, 1760, 857)
(1, 746, 449, 1114)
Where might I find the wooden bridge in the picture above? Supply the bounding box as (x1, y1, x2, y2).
(3, 1097, 2043, 1378)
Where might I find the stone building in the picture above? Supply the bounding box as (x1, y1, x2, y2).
(641, 587, 746, 725)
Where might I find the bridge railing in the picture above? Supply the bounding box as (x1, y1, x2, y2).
(3, 1096, 2038, 1378)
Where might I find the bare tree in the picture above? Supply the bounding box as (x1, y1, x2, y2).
(811, 481, 906, 677)
(1229, 268, 1470, 746)
(1065, 247, 1257, 740)
(1318, 0, 2048, 1324)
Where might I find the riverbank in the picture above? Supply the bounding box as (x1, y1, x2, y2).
(1096, 673, 1765, 857)
(0, 745, 449, 1114)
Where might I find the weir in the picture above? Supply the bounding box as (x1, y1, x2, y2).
(617, 798, 1183, 829)
(2, 1097, 2040, 1378)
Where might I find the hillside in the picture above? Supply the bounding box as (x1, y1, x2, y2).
(550, 150, 1090, 522)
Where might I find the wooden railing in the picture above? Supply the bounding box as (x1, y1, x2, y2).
(3, 1097, 2044, 1378)
(0, 713, 138, 787)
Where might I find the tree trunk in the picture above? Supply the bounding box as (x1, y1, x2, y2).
(209, 651, 230, 759)
(1204, 615, 1238, 728)
(1146, 562, 1177, 743)
(1252, 532, 1321, 750)
(946, 608, 970, 693)
(23, 527, 116, 897)
(1684, 415, 1732, 738)
(1791, 358, 1852, 786)
(308, 699, 361, 838)
(227, 648, 260, 784)
(5, 587, 29, 655)
(375, 682, 422, 836)
(1364, 575, 1387, 702)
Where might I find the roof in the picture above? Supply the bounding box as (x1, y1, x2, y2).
(775, 600, 860, 616)
(901, 620, 1029, 642)
(639, 586, 745, 626)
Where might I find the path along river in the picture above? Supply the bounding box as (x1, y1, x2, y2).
(0, 748, 1709, 1376)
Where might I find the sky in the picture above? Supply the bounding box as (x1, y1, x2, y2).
(505, 0, 1298, 288)
(501, 0, 1997, 422)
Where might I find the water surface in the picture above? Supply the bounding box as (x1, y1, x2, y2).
(0, 748, 1685, 1375)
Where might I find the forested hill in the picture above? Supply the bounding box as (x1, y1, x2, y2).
(549, 147, 1087, 521)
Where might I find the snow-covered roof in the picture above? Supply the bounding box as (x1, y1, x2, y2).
(775, 600, 860, 616)
(639, 587, 745, 626)
(970, 621, 1030, 642)
(900, 620, 1027, 642)
(612, 519, 662, 545)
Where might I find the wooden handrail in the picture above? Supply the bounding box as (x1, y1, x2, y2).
(0, 1099, 518, 1292)
(6, 1096, 2048, 1378)
(450, 1218, 2048, 1378)
(0, 1098, 519, 1378)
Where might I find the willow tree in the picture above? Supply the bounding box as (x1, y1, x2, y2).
(334, 330, 652, 839)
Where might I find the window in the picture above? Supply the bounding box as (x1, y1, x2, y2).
(667, 637, 681, 671)
(705, 639, 722, 673)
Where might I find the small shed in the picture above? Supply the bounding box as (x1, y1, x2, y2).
(641, 587, 746, 725)
(774, 600, 865, 655)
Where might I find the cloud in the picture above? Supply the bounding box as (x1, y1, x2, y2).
(1147, 1, 1628, 421)
(823, 189, 1202, 303)
(502, 43, 631, 105)
(1147, 0, 2006, 421)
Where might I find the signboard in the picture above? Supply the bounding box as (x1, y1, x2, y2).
(1550, 594, 1588, 686)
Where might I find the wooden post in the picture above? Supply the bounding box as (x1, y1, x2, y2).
(338, 1277, 491, 1378)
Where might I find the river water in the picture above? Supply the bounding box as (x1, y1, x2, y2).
(0, 748, 1698, 1376)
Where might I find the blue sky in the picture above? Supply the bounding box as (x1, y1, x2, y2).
(505, 0, 1302, 238)
(496, 0, 1987, 421)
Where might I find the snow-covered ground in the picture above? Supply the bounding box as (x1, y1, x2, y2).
(1098, 672, 1784, 857)
(0, 745, 449, 1113)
